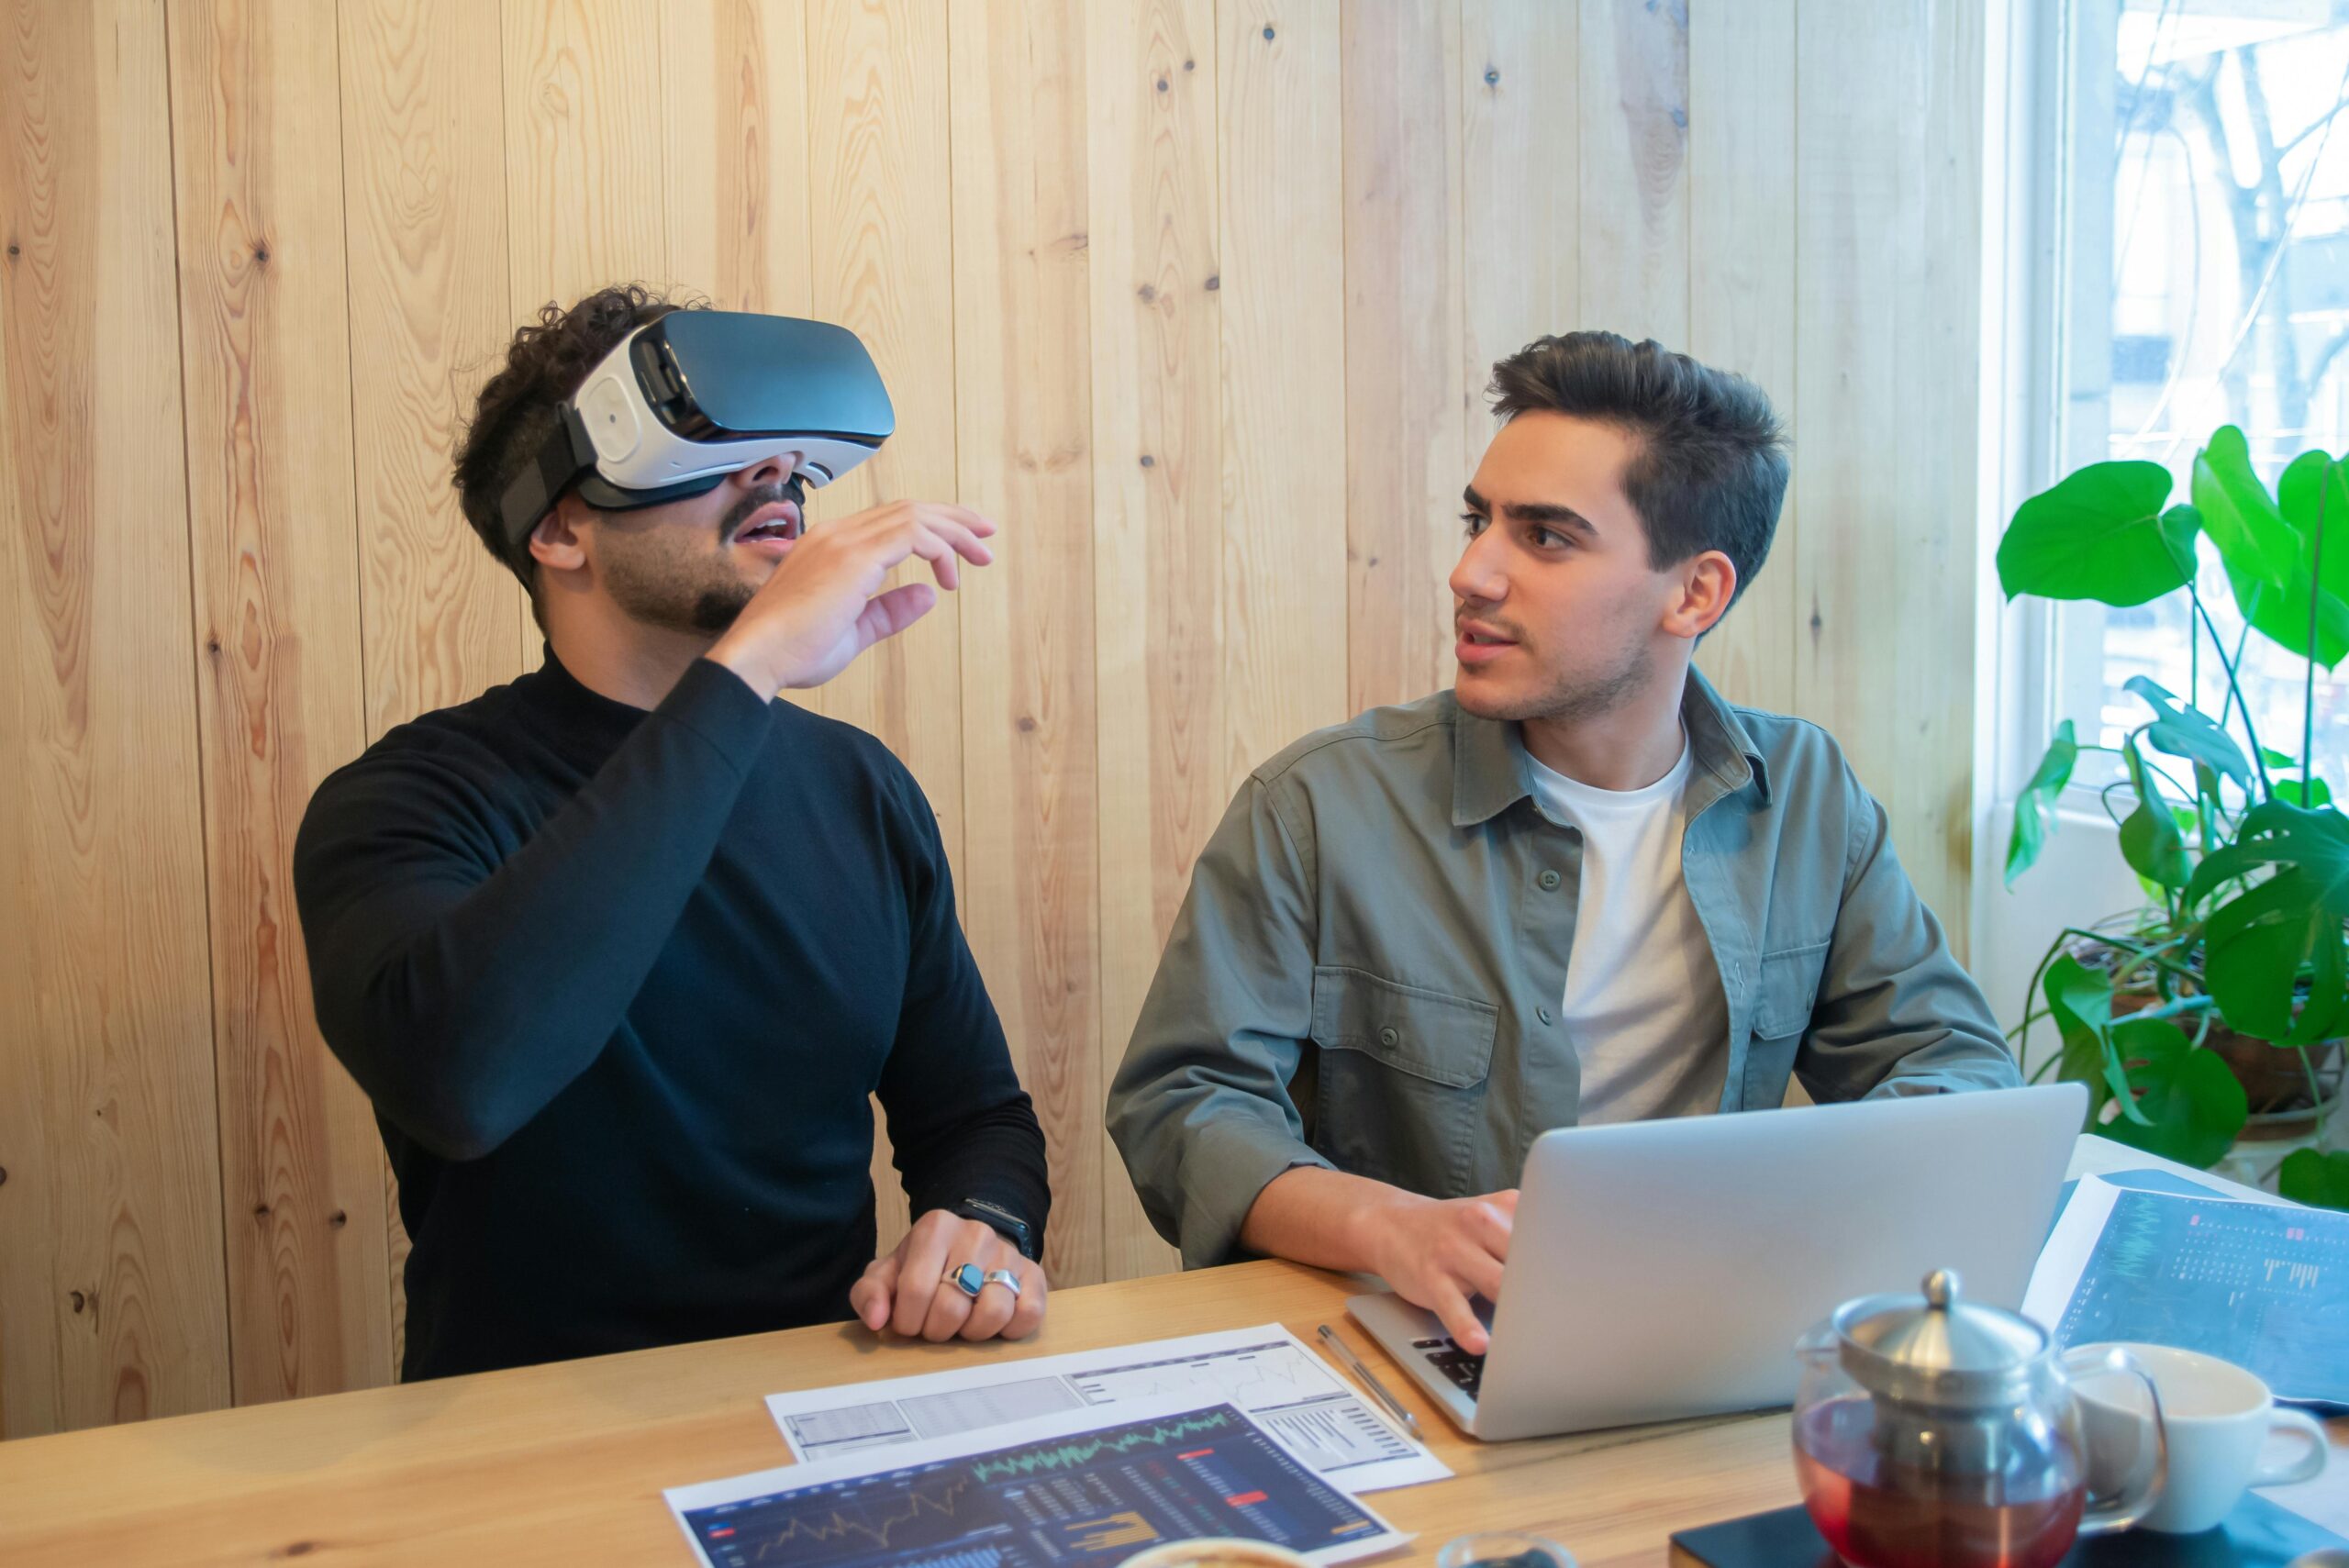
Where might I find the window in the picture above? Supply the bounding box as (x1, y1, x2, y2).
(2030, 0, 2349, 795)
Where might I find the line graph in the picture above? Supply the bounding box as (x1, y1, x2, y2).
(970, 1410, 1236, 1482)
(681, 1403, 1384, 1568)
(731, 1473, 974, 1559)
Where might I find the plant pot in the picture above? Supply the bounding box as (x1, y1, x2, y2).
(2105, 993, 2343, 1136)
(2064, 934, 2344, 1138)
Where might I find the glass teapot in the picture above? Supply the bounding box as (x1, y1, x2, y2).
(1792, 1269, 2167, 1568)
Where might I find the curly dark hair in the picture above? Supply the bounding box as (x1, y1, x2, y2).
(1488, 331, 1788, 609)
(452, 284, 703, 591)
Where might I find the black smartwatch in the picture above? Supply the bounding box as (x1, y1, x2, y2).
(952, 1197, 1037, 1262)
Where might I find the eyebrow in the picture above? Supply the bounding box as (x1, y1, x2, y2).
(1461, 484, 1597, 536)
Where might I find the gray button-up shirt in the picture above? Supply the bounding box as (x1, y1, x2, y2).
(1106, 672, 2020, 1268)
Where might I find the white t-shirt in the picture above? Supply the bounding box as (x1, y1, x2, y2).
(1526, 735, 1730, 1124)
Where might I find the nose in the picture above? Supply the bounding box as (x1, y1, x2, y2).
(734, 451, 804, 490)
(1450, 527, 1508, 609)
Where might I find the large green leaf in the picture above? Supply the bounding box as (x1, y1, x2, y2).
(2278, 1148, 2349, 1211)
(2118, 742, 2192, 889)
(2278, 450, 2349, 594)
(2007, 722, 2078, 886)
(1998, 462, 2196, 606)
(2182, 799, 2349, 1047)
(2042, 955, 2138, 1120)
(2194, 428, 2349, 668)
(2200, 873, 2349, 1045)
(2122, 676, 2251, 794)
(2184, 798, 2349, 909)
(2096, 1017, 2248, 1168)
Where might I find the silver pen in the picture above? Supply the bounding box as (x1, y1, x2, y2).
(1316, 1322, 1420, 1435)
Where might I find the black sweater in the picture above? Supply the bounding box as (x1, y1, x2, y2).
(292, 651, 1048, 1381)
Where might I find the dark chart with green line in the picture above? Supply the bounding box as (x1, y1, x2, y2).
(681, 1403, 1384, 1568)
(2051, 1189, 2349, 1405)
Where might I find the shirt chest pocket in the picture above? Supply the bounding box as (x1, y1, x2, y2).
(1308, 966, 1497, 1197)
(1739, 941, 1826, 1106)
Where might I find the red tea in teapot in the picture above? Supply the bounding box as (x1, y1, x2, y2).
(1795, 1396, 2087, 1568)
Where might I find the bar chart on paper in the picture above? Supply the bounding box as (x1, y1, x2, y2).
(678, 1404, 1389, 1568)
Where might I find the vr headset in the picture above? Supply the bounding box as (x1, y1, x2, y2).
(498, 310, 896, 550)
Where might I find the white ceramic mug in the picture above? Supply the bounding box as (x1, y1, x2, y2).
(2075, 1342, 2329, 1534)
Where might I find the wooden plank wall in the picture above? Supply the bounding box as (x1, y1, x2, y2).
(0, 0, 1987, 1435)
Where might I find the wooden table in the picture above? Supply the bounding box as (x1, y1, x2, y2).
(1, 1143, 2342, 1566)
(0, 1257, 1806, 1566)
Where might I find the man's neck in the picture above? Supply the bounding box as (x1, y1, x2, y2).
(1519, 659, 1691, 791)
(543, 603, 718, 712)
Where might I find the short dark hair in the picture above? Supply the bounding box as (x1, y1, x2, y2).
(1487, 332, 1788, 606)
(452, 284, 698, 592)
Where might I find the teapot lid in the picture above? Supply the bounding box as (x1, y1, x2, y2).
(1832, 1269, 2047, 1407)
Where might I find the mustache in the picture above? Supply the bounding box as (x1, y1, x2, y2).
(1455, 610, 1523, 639)
(718, 473, 808, 542)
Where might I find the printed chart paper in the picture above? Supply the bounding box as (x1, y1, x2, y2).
(2024, 1174, 2349, 1408)
(670, 1393, 1407, 1568)
(764, 1323, 1451, 1492)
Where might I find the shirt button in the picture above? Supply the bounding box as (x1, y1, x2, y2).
(1538, 869, 1562, 891)
(1378, 1026, 1399, 1047)
(1537, 1006, 1554, 1025)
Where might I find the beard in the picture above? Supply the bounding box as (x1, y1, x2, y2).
(1454, 620, 1654, 725)
(596, 481, 799, 636)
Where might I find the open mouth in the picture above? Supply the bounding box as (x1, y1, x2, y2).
(732, 499, 805, 548)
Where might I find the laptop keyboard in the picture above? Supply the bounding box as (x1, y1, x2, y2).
(1413, 1337, 1486, 1399)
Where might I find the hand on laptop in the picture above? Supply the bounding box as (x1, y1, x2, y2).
(1364, 1190, 1518, 1354)
(1241, 1167, 1517, 1354)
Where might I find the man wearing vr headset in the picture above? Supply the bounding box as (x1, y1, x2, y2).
(294, 286, 1050, 1380)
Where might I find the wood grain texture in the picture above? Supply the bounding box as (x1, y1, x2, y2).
(1687, 0, 1797, 715)
(0, 0, 230, 1439)
(661, 0, 813, 316)
(804, 0, 962, 1254)
(1462, 0, 1580, 441)
(1342, 0, 1466, 714)
(4, 1, 2004, 1429)
(0, 1257, 1806, 1567)
(498, 0, 670, 666)
(1578, 0, 1689, 345)
(1794, 0, 1984, 945)
(167, 0, 392, 1407)
(338, 0, 523, 1381)
(8, 1228, 2308, 1568)
(340, 0, 525, 739)
(1088, 0, 1217, 1284)
(949, 0, 1105, 1287)
(1218, 0, 1349, 785)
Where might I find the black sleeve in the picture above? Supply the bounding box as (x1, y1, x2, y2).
(871, 775, 1052, 1259)
(292, 659, 773, 1161)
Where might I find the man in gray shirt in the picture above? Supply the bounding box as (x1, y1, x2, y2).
(1106, 332, 2019, 1354)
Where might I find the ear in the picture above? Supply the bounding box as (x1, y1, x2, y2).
(527, 494, 594, 575)
(1663, 550, 1738, 640)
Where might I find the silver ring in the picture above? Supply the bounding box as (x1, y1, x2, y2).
(943, 1262, 985, 1298)
(980, 1267, 1022, 1299)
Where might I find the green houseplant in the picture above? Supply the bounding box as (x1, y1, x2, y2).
(1999, 426, 2349, 1210)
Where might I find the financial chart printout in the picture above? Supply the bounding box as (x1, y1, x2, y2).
(763, 1324, 1450, 1491)
(666, 1399, 1401, 1568)
(2024, 1176, 2349, 1407)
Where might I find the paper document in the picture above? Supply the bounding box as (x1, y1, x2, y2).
(765, 1323, 1452, 1492)
(671, 1392, 1408, 1568)
(2023, 1173, 2349, 1408)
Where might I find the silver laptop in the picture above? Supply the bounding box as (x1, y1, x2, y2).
(1347, 1083, 2087, 1440)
